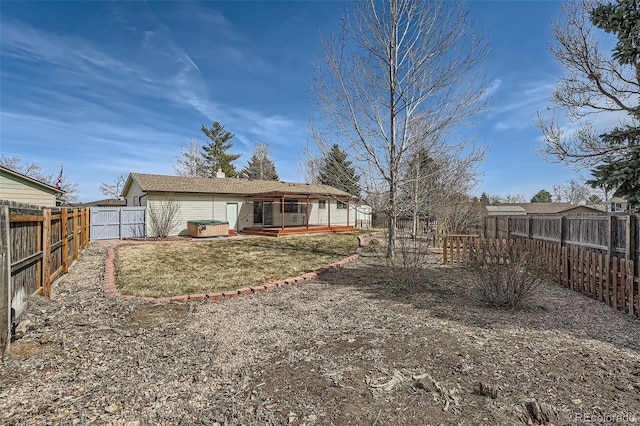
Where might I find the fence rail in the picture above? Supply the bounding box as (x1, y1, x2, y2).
(1, 202, 90, 353)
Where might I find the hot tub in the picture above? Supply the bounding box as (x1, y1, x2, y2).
(187, 220, 229, 237)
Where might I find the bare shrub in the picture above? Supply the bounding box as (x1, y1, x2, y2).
(147, 194, 181, 238)
(385, 228, 435, 289)
(364, 237, 382, 253)
(467, 239, 550, 309)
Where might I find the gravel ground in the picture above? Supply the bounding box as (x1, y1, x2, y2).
(1, 242, 639, 425)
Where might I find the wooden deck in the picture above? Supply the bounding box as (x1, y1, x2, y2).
(240, 225, 356, 237)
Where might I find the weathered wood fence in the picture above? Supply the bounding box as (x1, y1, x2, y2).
(444, 213, 640, 318)
(1, 202, 90, 353)
(371, 217, 430, 234)
(483, 214, 639, 264)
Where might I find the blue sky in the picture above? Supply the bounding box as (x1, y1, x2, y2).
(1, 0, 597, 202)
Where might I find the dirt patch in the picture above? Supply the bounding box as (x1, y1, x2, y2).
(126, 304, 191, 327)
(1, 243, 639, 425)
(6, 341, 58, 362)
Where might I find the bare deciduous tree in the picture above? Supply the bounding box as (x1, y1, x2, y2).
(399, 135, 485, 237)
(310, 0, 488, 259)
(552, 178, 592, 204)
(173, 138, 208, 177)
(501, 194, 527, 203)
(147, 194, 181, 238)
(536, 0, 640, 168)
(99, 174, 127, 199)
(0, 155, 79, 203)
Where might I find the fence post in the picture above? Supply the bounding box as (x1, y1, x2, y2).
(528, 216, 534, 240)
(607, 215, 615, 258)
(626, 215, 636, 264)
(443, 237, 448, 265)
(81, 208, 86, 249)
(507, 216, 512, 240)
(61, 209, 69, 274)
(483, 217, 487, 239)
(85, 207, 90, 245)
(73, 209, 79, 260)
(1, 206, 10, 354)
(42, 209, 52, 298)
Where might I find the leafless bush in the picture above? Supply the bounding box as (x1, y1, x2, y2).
(467, 239, 550, 309)
(385, 228, 435, 289)
(147, 194, 181, 238)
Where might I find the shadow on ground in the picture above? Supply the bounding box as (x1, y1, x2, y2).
(318, 251, 640, 353)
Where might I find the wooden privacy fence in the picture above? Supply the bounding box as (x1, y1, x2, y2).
(443, 234, 639, 318)
(483, 214, 639, 265)
(1, 203, 90, 353)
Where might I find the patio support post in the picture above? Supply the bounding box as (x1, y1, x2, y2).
(281, 194, 285, 230)
(347, 199, 350, 227)
(306, 196, 310, 229)
(328, 196, 331, 229)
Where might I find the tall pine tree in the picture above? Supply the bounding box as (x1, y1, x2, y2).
(240, 143, 279, 180)
(318, 144, 361, 197)
(201, 122, 242, 177)
(586, 0, 640, 210)
(588, 124, 640, 210)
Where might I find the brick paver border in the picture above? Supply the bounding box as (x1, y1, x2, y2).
(102, 233, 376, 303)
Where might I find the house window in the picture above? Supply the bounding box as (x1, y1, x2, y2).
(253, 201, 263, 223)
(284, 200, 298, 213)
(337, 200, 347, 209)
(611, 202, 624, 212)
(319, 200, 326, 209)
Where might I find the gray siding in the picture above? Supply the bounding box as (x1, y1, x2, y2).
(124, 180, 146, 206)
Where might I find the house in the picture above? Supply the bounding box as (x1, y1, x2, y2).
(0, 166, 63, 207)
(77, 198, 127, 208)
(121, 172, 371, 237)
(487, 202, 603, 216)
(608, 197, 628, 213)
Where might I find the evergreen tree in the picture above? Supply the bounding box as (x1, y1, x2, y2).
(585, 1, 640, 210)
(240, 143, 279, 180)
(588, 131, 640, 210)
(201, 122, 242, 177)
(318, 144, 361, 197)
(531, 189, 552, 203)
(537, 0, 639, 167)
(479, 192, 490, 205)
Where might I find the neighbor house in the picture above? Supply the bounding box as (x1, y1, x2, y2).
(0, 166, 63, 207)
(485, 205, 527, 216)
(486, 202, 602, 216)
(121, 172, 371, 237)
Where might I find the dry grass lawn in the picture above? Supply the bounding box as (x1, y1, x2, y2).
(114, 233, 360, 297)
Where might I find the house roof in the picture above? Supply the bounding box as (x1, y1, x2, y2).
(77, 198, 127, 207)
(124, 173, 354, 199)
(501, 202, 602, 214)
(0, 165, 63, 195)
(485, 205, 527, 215)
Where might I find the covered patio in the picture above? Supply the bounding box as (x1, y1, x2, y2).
(240, 191, 357, 237)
